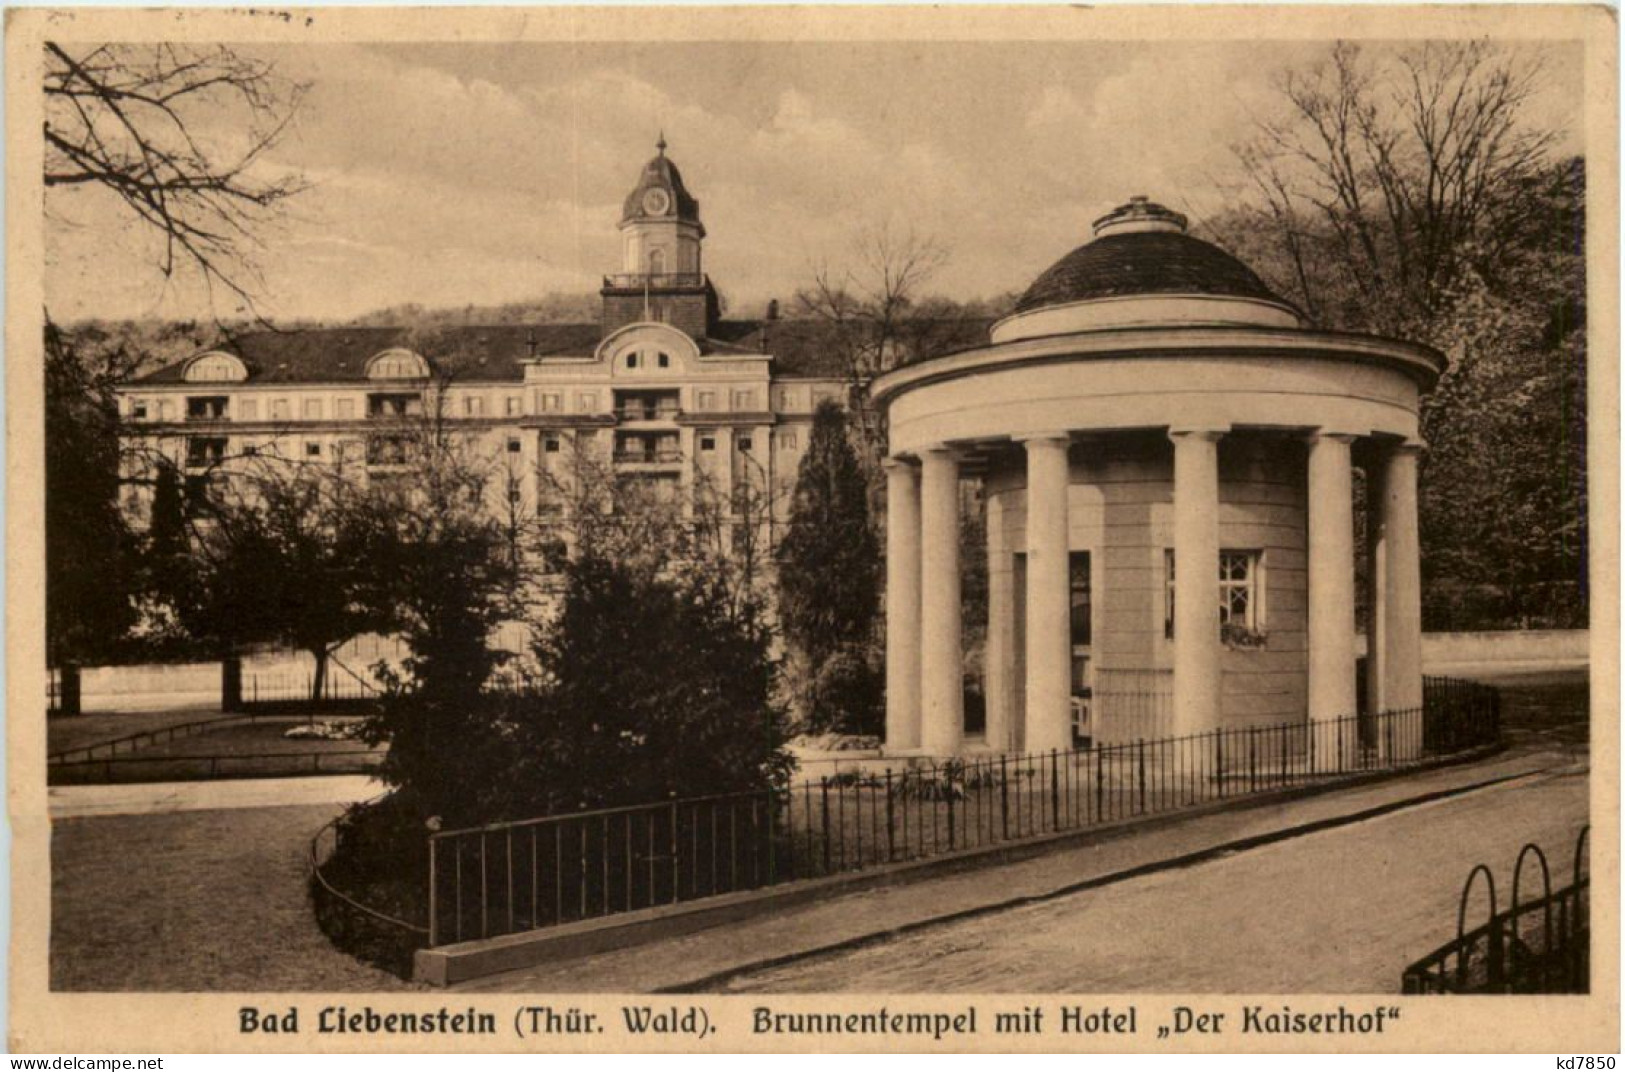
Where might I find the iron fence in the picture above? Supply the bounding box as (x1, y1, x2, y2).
(1090, 668, 1174, 744)
(1402, 825, 1589, 994)
(427, 677, 1500, 947)
(48, 712, 272, 765)
(246, 668, 380, 705)
(48, 747, 386, 785)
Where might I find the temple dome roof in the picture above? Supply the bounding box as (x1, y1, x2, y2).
(1013, 196, 1294, 315)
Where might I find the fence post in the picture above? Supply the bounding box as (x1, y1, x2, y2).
(885, 769, 895, 861)
(1094, 745, 1104, 821)
(1215, 731, 1224, 799)
(1000, 755, 1009, 840)
(1248, 727, 1257, 793)
(820, 778, 831, 875)
(1050, 750, 1060, 831)
(427, 836, 439, 948)
(1136, 739, 1146, 815)
(670, 800, 679, 904)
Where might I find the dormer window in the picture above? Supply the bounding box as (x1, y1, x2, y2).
(183, 352, 248, 383)
(366, 349, 431, 381)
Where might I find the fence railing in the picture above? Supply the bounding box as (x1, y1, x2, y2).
(48, 747, 385, 785)
(425, 677, 1500, 947)
(246, 667, 381, 706)
(1090, 668, 1174, 744)
(1402, 825, 1589, 994)
(48, 712, 276, 766)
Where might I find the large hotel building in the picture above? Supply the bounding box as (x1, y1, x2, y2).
(114, 140, 883, 539)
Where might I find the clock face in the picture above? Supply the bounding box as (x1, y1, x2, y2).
(642, 188, 671, 215)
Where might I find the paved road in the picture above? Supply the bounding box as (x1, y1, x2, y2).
(712, 763, 1588, 993)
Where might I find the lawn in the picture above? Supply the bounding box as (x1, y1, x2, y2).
(46, 709, 231, 757)
(51, 803, 414, 991)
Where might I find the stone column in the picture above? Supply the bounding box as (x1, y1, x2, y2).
(1022, 433, 1073, 755)
(918, 447, 963, 757)
(1307, 433, 1359, 768)
(1169, 428, 1225, 737)
(1369, 441, 1425, 758)
(983, 488, 1013, 752)
(883, 458, 922, 752)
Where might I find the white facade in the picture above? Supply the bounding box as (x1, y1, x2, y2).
(873, 197, 1444, 757)
(115, 142, 847, 542)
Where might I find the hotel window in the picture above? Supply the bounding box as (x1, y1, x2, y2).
(544, 436, 561, 454)
(335, 399, 354, 420)
(303, 398, 323, 420)
(577, 391, 597, 412)
(270, 399, 289, 421)
(186, 436, 227, 468)
(465, 396, 485, 417)
(737, 436, 753, 453)
(131, 400, 149, 420)
(699, 435, 716, 452)
(777, 430, 798, 451)
(626, 352, 639, 370)
(657, 352, 670, 369)
(157, 400, 174, 420)
(731, 389, 755, 411)
(306, 441, 322, 458)
(506, 396, 522, 416)
(187, 396, 228, 420)
(697, 390, 716, 411)
(507, 438, 522, 454)
(507, 477, 522, 503)
(239, 399, 258, 420)
(540, 392, 562, 413)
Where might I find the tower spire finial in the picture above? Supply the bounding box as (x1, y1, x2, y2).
(656, 130, 667, 155)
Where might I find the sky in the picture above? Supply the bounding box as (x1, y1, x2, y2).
(42, 39, 1584, 324)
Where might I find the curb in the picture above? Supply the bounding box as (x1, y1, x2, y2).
(419, 743, 1513, 987)
(665, 755, 1549, 992)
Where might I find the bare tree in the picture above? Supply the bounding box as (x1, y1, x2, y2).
(1229, 41, 1556, 334)
(796, 223, 950, 458)
(44, 42, 309, 316)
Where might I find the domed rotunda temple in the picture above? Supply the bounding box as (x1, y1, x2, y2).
(872, 197, 1445, 758)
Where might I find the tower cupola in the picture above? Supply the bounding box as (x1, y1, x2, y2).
(602, 137, 718, 338)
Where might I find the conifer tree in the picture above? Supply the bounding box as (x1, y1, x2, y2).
(775, 400, 882, 733)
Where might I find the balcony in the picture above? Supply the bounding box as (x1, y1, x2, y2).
(602, 272, 707, 289)
(613, 449, 683, 466)
(616, 404, 683, 422)
(368, 393, 424, 420)
(185, 437, 228, 470)
(186, 398, 229, 422)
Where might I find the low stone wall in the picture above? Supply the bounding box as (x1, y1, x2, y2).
(1350, 629, 1590, 675)
(1421, 629, 1588, 672)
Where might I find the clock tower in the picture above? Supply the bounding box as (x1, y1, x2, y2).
(601, 135, 720, 338)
